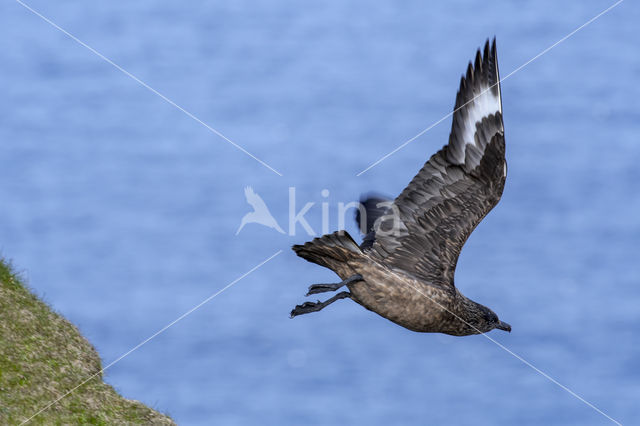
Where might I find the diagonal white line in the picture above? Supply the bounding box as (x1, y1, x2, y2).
(14, 0, 283, 177)
(399, 280, 621, 425)
(356, 0, 624, 176)
(20, 250, 283, 425)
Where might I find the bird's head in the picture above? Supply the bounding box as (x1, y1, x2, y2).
(480, 306, 511, 333)
(456, 299, 511, 335)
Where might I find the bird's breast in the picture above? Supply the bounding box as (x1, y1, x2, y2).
(348, 265, 457, 332)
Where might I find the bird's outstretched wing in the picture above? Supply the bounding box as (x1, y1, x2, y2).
(367, 39, 506, 288)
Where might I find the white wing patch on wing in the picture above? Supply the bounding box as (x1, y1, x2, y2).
(461, 86, 502, 148)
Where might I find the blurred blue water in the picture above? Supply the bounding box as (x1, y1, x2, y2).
(1, 1, 639, 424)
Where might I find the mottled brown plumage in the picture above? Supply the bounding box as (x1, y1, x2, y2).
(291, 39, 511, 336)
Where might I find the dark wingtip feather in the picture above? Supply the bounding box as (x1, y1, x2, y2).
(474, 49, 482, 73)
(490, 37, 500, 98)
(465, 61, 473, 82)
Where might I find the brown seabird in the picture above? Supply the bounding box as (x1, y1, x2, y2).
(291, 39, 512, 336)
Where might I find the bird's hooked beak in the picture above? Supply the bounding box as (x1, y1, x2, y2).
(496, 321, 511, 332)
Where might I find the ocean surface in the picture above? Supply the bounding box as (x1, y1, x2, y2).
(1, 1, 639, 424)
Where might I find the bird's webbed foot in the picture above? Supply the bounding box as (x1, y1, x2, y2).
(290, 291, 352, 318)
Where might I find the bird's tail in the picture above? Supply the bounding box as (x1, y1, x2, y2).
(292, 231, 362, 272)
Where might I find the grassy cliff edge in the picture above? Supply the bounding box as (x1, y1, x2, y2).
(0, 258, 175, 425)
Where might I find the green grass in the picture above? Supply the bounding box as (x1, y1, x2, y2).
(0, 258, 175, 425)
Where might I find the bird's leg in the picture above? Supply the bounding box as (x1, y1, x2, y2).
(290, 291, 352, 318)
(306, 274, 363, 296)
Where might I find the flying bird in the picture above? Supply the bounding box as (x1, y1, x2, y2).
(236, 186, 285, 235)
(290, 39, 511, 336)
